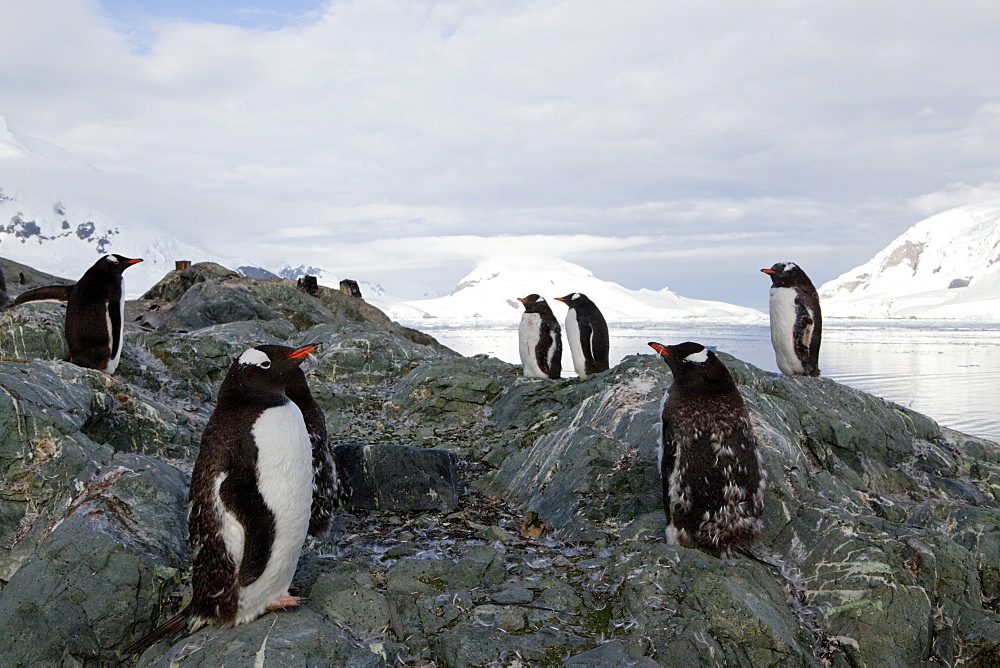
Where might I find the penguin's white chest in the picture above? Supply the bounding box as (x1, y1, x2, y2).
(769, 287, 805, 375)
(564, 309, 587, 377)
(234, 400, 312, 623)
(519, 313, 547, 378)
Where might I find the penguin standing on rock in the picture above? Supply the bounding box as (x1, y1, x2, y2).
(554, 293, 609, 378)
(761, 262, 822, 377)
(517, 294, 562, 380)
(13, 254, 142, 374)
(648, 341, 765, 558)
(124, 344, 317, 656)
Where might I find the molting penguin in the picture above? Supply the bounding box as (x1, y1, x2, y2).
(517, 294, 563, 380)
(284, 360, 338, 537)
(648, 341, 765, 558)
(761, 262, 822, 377)
(553, 293, 609, 378)
(124, 344, 316, 656)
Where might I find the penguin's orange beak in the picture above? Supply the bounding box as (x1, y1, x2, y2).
(760, 268, 775, 274)
(648, 342, 669, 355)
(125, 258, 143, 265)
(553, 297, 566, 302)
(287, 344, 316, 359)
(517, 297, 527, 303)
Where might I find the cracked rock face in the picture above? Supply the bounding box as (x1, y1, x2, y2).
(0, 258, 998, 666)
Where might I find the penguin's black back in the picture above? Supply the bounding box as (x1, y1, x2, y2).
(652, 341, 764, 557)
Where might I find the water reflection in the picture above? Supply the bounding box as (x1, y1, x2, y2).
(415, 320, 1000, 443)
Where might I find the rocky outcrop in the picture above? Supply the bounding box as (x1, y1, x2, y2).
(0, 255, 998, 666)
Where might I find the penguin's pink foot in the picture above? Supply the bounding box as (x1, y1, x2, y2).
(266, 595, 302, 610)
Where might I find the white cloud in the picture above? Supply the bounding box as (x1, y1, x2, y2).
(3, 0, 1000, 305)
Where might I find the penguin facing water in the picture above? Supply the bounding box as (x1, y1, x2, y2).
(124, 344, 316, 655)
(13, 254, 142, 374)
(517, 294, 562, 380)
(554, 293, 609, 378)
(761, 262, 822, 377)
(648, 341, 765, 558)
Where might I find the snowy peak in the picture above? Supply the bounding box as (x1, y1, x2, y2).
(820, 203, 1000, 319)
(372, 255, 764, 324)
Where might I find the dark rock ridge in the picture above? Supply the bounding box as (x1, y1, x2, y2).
(0, 254, 998, 666)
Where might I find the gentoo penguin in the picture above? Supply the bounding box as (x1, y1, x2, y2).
(124, 344, 316, 656)
(14, 254, 142, 373)
(648, 341, 765, 558)
(553, 293, 609, 378)
(284, 363, 338, 537)
(517, 294, 563, 380)
(761, 262, 822, 377)
(0, 265, 9, 308)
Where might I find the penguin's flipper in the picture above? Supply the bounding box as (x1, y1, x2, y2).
(660, 423, 677, 527)
(535, 317, 561, 378)
(219, 465, 277, 587)
(12, 284, 74, 305)
(309, 442, 337, 537)
(792, 299, 815, 364)
(578, 321, 597, 372)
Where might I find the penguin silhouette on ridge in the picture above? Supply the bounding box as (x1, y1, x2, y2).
(517, 294, 563, 380)
(648, 341, 765, 558)
(761, 262, 822, 377)
(554, 292, 609, 378)
(124, 344, 316, 656)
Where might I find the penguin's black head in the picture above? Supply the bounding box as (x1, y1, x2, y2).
(648, 341, 734, 392)
(761, 262, 812, 288)
(223, 344, 317, 399)
(554, 292, 587, 308)
(97, 254, 143, 275)
(518, 294, 554, 314)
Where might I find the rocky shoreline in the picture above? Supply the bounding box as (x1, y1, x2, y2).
(0, 259, 998, 666)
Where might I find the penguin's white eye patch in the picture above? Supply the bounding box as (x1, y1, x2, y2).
(237, 348, 271, 367)
(783, 262, 797, 271)
(684, 348, 710, 364)
(105, 255, 119, 263)
(572, 293, 581, 300)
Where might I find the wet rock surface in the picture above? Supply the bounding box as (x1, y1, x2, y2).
(0, 255, 998, 666)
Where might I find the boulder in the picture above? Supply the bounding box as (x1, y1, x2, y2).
(334, 443, 460, 513)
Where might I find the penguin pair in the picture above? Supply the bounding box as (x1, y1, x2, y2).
(516, 292, 609, 380)
(648, 341, 765, 558)
(125, 344, 337, 656)
(13, 254, 143, 374)
(761, 262, 822, 377)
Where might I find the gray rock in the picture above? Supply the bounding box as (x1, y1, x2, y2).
(141, 607, 386, 667)
(0, 453, 188, 665)
(563, 641, 658, 667)
(334, 443, 459, 512)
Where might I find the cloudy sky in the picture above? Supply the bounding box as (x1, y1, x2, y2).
(3, 0, 1000, 307)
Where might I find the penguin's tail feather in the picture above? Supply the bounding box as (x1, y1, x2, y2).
(121, 609, 189, 658)
(12, 285, 74, 305)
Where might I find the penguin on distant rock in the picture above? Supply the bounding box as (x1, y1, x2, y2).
(554, 293, 609, 378)
(761, 262, 822, 377)
(648, 341, 765, 558)
(13, 254, 142, 374)
(517, 294, 562, 380)
(124, 344, 317, 657)
(0, 265, 10, 308)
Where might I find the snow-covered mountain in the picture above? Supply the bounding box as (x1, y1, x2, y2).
(819, 203, 1000, 319)
(0, 115, 256, 296)
(370, 255, 765, 325)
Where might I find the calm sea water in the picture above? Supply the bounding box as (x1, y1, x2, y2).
(412, 320, 1000, 444)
